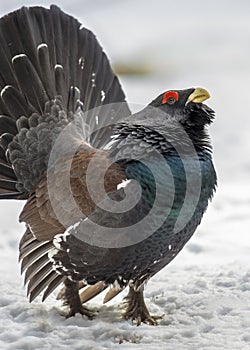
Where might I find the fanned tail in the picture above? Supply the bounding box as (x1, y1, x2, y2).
(0, 5, 130, 198)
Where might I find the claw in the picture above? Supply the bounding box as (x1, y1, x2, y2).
(64, 305, 96, 319)
(123, 286, 164, 325)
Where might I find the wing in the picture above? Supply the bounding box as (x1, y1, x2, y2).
(19, 148, 127, 301)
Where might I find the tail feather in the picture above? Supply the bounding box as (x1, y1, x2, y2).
(79, 282, 108, 304)
(0, 163, 16, 180)
(0, 192, 24, 199)
(12, 54, 49, 113)
(0, 5, 130, 198)
(37, 44, 56, 100)
(0, 133, 13, 150)
(54, 65, 67, 105)
(0, 147, 8, 164)
(1, 85, 34, 118)
(0, 178, 17, 192)
(103, 286, 124, 304)
(0, 5, 129, 115)
(0, 116, 17, 134)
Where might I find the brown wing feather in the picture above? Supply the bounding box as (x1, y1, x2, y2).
(20, 148, 126, 242)
(19, 193, 64, 241)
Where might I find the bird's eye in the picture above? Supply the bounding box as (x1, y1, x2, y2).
(167, 97, 176, 105)
(162, 91, 179, 105)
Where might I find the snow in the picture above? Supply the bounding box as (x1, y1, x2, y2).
(0, 0, 250, 349)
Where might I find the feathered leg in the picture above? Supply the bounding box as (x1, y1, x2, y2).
(123, 286, 164, 325)
(61, 278, 95, 319)
(56, 280, 86, 300)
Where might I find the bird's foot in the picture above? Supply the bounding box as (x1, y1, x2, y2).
(64, 304, 95, 319)
(123, 286, 164, 326)
(60, 278, 95, 320)
(124, 306, 163, 326)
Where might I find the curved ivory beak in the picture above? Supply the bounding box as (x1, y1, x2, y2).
(187, 87, 210, 104)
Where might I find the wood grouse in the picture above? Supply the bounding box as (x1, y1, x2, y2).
(0, 5, 217, 325)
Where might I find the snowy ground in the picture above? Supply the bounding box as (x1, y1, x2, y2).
(0, 0, 250, 349)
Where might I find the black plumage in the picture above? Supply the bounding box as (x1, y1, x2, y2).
(0, 5, 216, 325)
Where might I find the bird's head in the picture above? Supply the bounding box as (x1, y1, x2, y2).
(117, 87, 215, 153)
(149, 87, 215, 129)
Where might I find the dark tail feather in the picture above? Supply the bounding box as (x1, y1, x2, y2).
(19, 227, 64, 302)
(0, 116, 17, 134)
(0, 163, 16, 180)
(1, 86, 33, 118)
(0, 5, 131, 129)
(12, 54, 49, 113)
(0, 112, 23, 196)
(0, 192, 25, 199)
(0, 5, 130, 197)
(0, 179, 17, 192)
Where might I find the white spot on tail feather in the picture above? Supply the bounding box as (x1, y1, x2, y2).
(55, 64, 63, 70)
(12, 54, 27, 63)
(70, 85, 80, 94)
(79, 57, 84, 69)
(1, 85, 12, 97)
(91, 72, 96, 87)
(37, 43, 48, 50)
(101, 90, 105, 102)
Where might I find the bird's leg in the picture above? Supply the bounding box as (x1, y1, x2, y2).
(56, 280, 86, 300)
(123, 285, 164, 325)
(61, 278, 95, 319)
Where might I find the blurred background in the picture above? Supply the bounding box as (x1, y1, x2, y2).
(0, 0, 249, 268)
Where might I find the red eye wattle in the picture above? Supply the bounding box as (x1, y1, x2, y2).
(162, 91, 179, 105)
